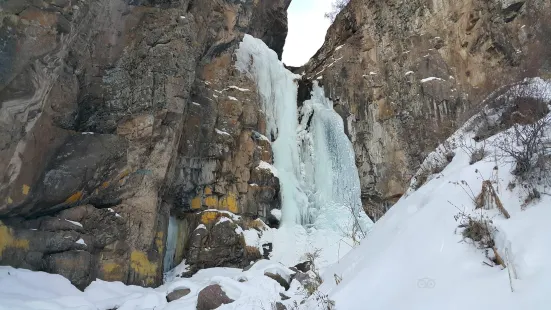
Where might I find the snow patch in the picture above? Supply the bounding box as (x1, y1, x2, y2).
(421, 76, 445, 83)
(256, 161, 279, 177)
(215, 129, 231, 136)
(64, 219, 82, 228)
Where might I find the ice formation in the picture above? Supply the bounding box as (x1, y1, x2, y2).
(236, 35, 372, 259)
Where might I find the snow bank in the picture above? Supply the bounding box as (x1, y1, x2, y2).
(312, 99, 551, 309)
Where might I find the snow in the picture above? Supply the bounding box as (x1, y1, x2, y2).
(335, 44, 345, 51)
(216, 217, 231, 225)
(215, 129, 231, 136)
(256, 160, 279, 177)
(191, 102, 201, 106)
(405, 71, 414, 76)
(107, 208, 122, 218)
(226, 86, 250, 92)
(227, 96, 238, 101)
(421, 76, 445, 83)
(64, 219, 83, 228)
(75, 239, 86, 246)
(243, 229, 261, 247)
(252, 131, 270, 142)
(0, 261, 301, 310)
(271, 209, 282, 221)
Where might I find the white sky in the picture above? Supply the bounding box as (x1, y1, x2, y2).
(282, 0, 334, 67)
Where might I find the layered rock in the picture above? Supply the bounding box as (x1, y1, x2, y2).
(0, 0, 290, 288)
(304, 0, 551, 220)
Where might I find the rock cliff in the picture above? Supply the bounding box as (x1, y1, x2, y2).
(0, 0, 290, 289)
(304, 0, 551, 220)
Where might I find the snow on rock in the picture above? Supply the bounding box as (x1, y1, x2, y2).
(243, 229, 261, 248)
(64, 219, 83, 228)
(216, 217, 232, 225)
(226, 86, 250, 92)
(420, 76, 445, 83)
(270, 209, 282, 221)
(215, 129, 231, 136)
(75, 239, 86, 246)
(228, 96, 239, 101)
(256, 160, 279, 177)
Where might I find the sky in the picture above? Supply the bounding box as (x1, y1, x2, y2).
(282, 0, 334, 67)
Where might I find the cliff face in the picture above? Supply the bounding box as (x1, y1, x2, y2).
(304, 0, 551, 220)
(0, 0, 290, 288)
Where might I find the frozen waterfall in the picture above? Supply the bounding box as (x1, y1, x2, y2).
(236, 35, 372, 256)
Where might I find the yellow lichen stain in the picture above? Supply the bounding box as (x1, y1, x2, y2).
(200, 211, 220, 225)
(101, 182, 110, 189)
(0, 222, 30, 258)
(204, 186, 213, 195)
(22, 185, 30, 195)
(155, 231, 164, 253)
(191, 196, 202, 210)
(219, 192, 239, 213)
(130, 251, 157, 285)
(65, 191, 83, 204)
(204, 195, 218, 208)
(6, 197, 13, 204)
(101, 262, 124, 281)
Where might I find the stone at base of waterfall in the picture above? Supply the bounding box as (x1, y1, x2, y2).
(166, 288, 191, 302)
(187, 217, 246, 270)
(196, 284, 234, 310)
(264, 272, 290, 291)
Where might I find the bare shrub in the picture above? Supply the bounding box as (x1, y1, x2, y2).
(475, 180, 511, 219)
(453, 207, 505, 267)
(324, 0, 350, 22)
(493, 114, 551, 184)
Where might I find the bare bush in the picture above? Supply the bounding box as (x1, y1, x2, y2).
(453, 207, 505, 267)
(324, 0, 350, 22)
(493, 114, 551, 184)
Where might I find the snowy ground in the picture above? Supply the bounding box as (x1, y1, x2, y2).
(314, 81, 551, 310)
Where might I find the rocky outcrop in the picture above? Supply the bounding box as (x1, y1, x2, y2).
(304, 0, 551, 220)
(0, 0, 290, 288)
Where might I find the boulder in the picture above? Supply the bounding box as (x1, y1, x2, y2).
(166, 288, 191, 302)
(186, 214, 246, 270)
(196, 284, 234, 310)
(265, 272, 290, 291)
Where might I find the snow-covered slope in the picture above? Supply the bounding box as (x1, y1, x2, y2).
(312, 81, 551, 310)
